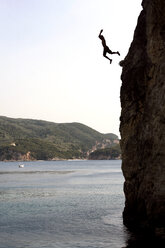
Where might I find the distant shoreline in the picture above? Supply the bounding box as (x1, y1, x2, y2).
(0, 158, 121, 162)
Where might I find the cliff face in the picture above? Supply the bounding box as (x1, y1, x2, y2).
(120, 0, 165, 238)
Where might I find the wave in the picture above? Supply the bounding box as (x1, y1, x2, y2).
(0, 170, 74, 175)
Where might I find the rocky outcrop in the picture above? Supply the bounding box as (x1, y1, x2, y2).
(88, 146, 121, 160)
(120, 0, 165, 239)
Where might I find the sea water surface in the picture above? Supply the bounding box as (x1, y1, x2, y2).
(0, 160, 129, 248)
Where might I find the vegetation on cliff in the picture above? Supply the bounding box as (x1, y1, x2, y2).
(0, 116, 119, 161)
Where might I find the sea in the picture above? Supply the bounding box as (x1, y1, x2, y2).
(0, 160, 130, 248)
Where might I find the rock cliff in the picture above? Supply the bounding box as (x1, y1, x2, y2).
(120, 0, 165, 239)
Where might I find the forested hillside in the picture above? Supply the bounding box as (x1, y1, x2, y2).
(0, 116, 119, 161)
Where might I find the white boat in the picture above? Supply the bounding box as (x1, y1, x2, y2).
(19, 164, 24, 168)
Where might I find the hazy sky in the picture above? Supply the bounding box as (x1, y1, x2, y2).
(0, 0, 142, 136)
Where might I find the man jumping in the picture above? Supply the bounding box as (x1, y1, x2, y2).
(98, 29, 120, 64)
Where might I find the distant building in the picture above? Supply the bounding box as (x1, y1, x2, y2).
(10, 142, 16, 147)
(113, 139, 120, 144)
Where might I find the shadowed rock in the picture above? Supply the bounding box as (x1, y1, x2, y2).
(120, 0, 165, 240)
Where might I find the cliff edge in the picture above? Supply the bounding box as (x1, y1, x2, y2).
(120, 0, 165, 239)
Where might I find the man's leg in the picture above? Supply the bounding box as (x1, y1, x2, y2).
(108, 49, 120, 56)
(103, 50, 112, 64)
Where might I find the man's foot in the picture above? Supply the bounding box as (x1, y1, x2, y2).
(110, 59, 112, 64)
(117, 51, 120, 56)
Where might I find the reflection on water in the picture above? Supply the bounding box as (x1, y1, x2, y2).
(124, 230, 165, 248)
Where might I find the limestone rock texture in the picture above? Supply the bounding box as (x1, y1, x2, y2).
(120, 0, 165, 238)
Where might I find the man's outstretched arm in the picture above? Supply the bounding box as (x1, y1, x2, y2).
(98, 29, 103, 37)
